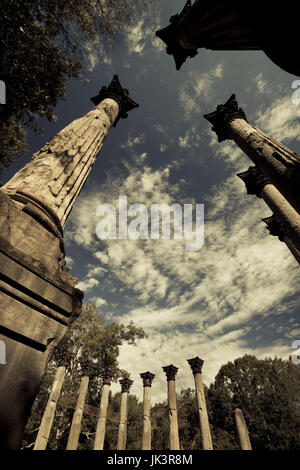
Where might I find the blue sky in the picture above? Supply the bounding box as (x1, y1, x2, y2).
(2, 0, 300, 402)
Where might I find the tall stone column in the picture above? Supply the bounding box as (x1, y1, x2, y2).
(140, 371, 155, 450)
(117, 378, 133, 450)
(204, 94, 300, 214)
(237, 165, 300, 264)
(2, 75, 139, 228)
(155, 0, 299, 76)
(0, 75, 138, 449)
(66, 361, 96, 450)
(235, 408, 252, 450)
(162, 364, 180, 450)
(187, 357, 213, 450)
(94, 370, 112, 450)
(34, 351, 73, 450)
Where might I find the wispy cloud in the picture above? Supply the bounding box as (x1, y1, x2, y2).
(67, 155, 298, 401)
(179, 63, 224, 120)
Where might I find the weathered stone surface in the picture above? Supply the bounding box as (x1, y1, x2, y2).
(235, 408, 252, 450)
(117, 388, 129, 450)
(94, 382, 111, 450)
(2, 99, 119, 228)
(205, 96, 300, 214)
(192, 369, 213, 450)
(0, 190, 82, 450)
(0, 76, 138, 449)
(141, 383, 152, 450)
(34, 365, 67, 450)
(66, 375, 90, 450)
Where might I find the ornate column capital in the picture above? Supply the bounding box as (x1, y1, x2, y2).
(119, 378, 133, 393)
(140, 371, 155, 387)
(90, 75, 139, 127)
(80, 360, 97, 377)
(262, 215, 288, 242)
(204, 94, 248, 142)
(155, 0, 197, 70)
(187, 356, 204, 374)
(237, 166, 270, 197)
(102, 370, 113, 386)
(162, 364, 178, 381)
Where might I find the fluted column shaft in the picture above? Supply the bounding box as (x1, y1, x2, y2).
(187, 357, 213, 450)
(2, 75, 138, 230)
(66, 375, 90, 450)
(194, 373, 213, 450)
(204, 95, 300, 214)
(140, 371, 155, 450)
(235, 408, 252, 450)
(3, 99, 119, 229)
(167, 380, 180, 450)
(142, 387, 152, 450)
(163, 365, 180, 450)
(229, 118, 300, 213)
(117, 392, 128, 450)
(237, 166, 300, 265)
(34, 365, 66, 450)
(94, 372, 112, 450)
(117, 378, 133, 450)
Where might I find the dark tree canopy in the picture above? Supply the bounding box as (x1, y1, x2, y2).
(208, 355, 300, 450)
(0, 0, 152, 173)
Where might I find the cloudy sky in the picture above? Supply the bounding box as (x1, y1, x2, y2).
(3, 0, 300, 403)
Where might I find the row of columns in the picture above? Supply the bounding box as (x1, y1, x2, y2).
(34, 355, 252, 450)
(204, 94, 300, 265)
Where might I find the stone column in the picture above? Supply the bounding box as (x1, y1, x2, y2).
(66, 361, 96, 450)
(237, 165, 300, 264)
(204, 94, 300, 214)
(235, 408, 252, 450)
(187, 357, 213, 450)
(0, 75, 138, 449)
(162, 365, 180, 450)
(117, 378, 133, 450)
(2, 75, 139, 229)
(155, 1, 299, 76)
(140, 371, 155, 450)
(34, 352, 73, 450)
(93, 370, 112, 450)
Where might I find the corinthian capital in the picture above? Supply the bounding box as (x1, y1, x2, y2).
(204, 94, 247, 142)
(162, 364, 178, 381)
(91, 75, 139, 127)
(237, 166, 270, 197)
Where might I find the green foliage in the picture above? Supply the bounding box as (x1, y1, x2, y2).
(104, 392, 143, 450)
(151, 401, 169, 450)
(151, 356, 300, 450)
(0, 0, 152, 171)
(21, 302, 145, 450)
(208, 355, 300, 450)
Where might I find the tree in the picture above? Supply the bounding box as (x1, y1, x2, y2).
(21, 302, 145, 450)
(208, 355, 300, 450)
(0, 0, 152, 173)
